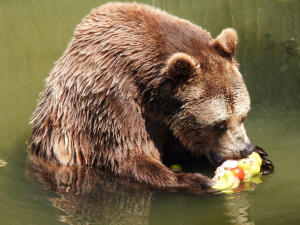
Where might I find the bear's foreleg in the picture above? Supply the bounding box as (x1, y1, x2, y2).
(119, 154, 216, 193)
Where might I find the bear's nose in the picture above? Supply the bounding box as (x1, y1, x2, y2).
(240, 143, 256, 158)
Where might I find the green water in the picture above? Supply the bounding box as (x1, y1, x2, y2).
(0, 0, 299, 224)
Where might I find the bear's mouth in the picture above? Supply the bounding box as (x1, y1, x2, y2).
(208, 151, 225, 166)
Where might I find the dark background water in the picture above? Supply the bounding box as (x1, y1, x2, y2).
(0, 0, 299, 224)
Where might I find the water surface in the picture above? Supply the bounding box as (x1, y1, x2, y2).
(0, 0, 299, 224)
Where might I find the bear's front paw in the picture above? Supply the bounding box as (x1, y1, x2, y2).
(176, 173, 218, 193)
(254, 146, 274, 174)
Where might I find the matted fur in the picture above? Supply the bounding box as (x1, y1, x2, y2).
(29, 2, 260, 192)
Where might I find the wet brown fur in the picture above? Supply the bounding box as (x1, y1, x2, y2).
(29, 3, 252, 192)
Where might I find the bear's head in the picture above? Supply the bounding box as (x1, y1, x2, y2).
(163, 28, 254, 165)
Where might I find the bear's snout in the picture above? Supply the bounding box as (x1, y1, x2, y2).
(240, 143, 255, 158)
(208, 143, 255, 166)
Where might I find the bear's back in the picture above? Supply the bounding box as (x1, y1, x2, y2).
(73, 2, 213, 68)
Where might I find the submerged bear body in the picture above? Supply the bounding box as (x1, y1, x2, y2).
(29, 3, 261, 192)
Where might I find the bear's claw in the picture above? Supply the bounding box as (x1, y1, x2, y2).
(254, 146, 274, 174)
(254, 146, 268, 157)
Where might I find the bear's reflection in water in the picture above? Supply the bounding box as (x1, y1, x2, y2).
(223, 196, 254, 225)
(29, 155, 256, 225)
(28, 155, 153, 225)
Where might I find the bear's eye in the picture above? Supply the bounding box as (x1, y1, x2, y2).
(214, 121, 227, 131)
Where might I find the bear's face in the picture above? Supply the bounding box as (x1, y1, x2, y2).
(165, 29, 254, 165)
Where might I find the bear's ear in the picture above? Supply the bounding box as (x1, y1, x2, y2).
(213, 28, 238, 58)
(165, 53, 198, 82)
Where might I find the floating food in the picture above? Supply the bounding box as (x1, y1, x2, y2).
(0, 159, 7, 167)
(212, 152, 262, 192)
(170, 164, 183, 173)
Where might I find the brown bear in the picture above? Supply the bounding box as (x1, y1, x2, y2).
(29, 2, 272, 193)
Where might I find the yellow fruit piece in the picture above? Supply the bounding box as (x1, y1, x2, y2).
(0, 159, 7, 167)
(221, 189, 234, 194)
(238, 159, 251, 171)
(231, 177, 241, 189)
(251, 152, 262, 166)
(170, 164, 182, 173)
(250, 163, 260, 175)
(212, 170, 234, 190)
